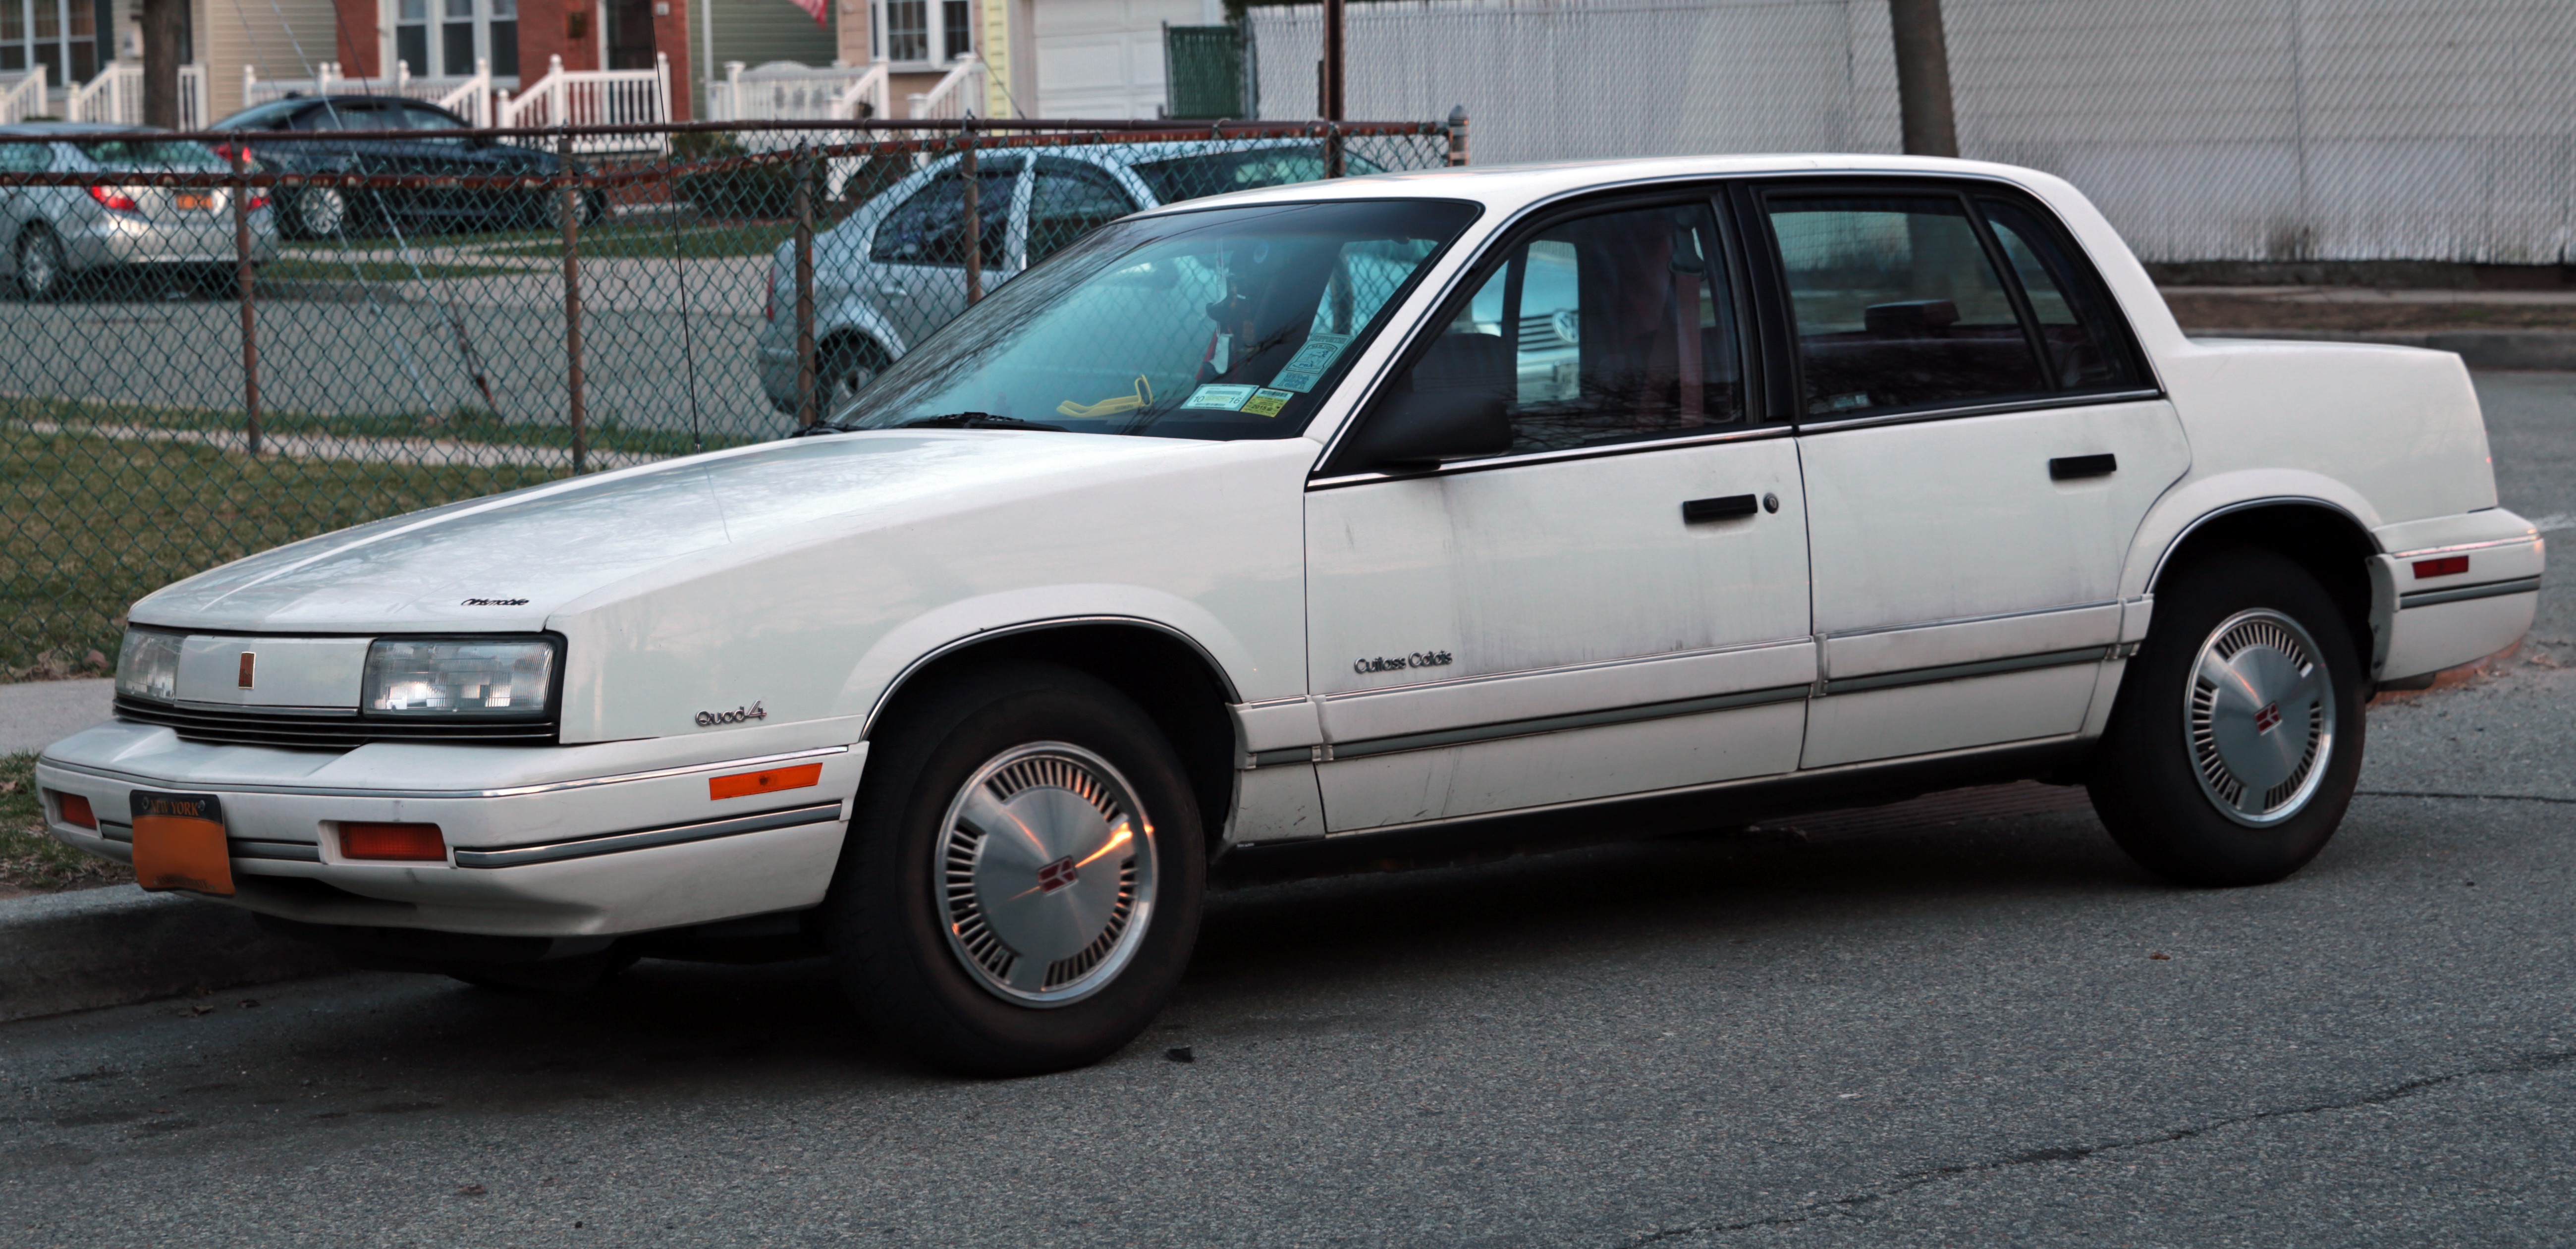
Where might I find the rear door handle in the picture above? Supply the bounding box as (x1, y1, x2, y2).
(2050, 453, 2118, 481)
(1681, 494, 1759, 522)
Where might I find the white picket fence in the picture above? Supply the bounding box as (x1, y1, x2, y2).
(45, 63, 211, 128)
(0, 66, 44, 125)
(246, 60, 506, 126)
(708, 59, 889, 127)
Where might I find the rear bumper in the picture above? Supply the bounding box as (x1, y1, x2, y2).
(33, 720, 866, 940)
(65, 209, 281, 269)
(2370, 510, 2547, 681)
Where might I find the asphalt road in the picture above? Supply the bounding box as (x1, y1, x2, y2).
(1, 372, 2570, 1247)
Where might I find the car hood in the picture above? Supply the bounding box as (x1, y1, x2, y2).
(128, 431, 1224, 635)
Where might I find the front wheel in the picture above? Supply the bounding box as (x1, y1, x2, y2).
(14, 227, 65, 299)
(825, 662, 1206, 1076)
(2088, 547, 2366, 886)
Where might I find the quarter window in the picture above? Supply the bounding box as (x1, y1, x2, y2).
(1766, 194, 2046, 417)
(1385, 199, 1745, 459)
(1980, 199, 2138, 390)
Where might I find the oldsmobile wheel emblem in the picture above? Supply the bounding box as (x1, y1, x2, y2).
(1036, 856, 1080, 893)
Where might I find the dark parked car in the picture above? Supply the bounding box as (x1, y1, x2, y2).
(206, 95, 605, 239)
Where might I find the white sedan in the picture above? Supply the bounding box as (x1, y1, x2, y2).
(37, 155, 2542, 1075)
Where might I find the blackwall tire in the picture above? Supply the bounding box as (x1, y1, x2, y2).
(818, 338, 887, 414)
(825, 662, 1206, 1076)
(2088, 547, 2366, 887)
(288, 186, 350, 240)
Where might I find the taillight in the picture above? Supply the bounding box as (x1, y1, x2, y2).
(210, 142, 253, 165)
(339, 822, 447, 862)
(48, 791, 97, 830)
(87, 186, 140, 213)
(245, 194, 270, 212)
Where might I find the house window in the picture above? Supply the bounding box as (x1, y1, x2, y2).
(0, 0, 97, 83)
(390, 0, 517, 78)
(874, 0, 970, 67)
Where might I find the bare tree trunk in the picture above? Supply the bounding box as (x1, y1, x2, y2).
(1321, 0, 1344, 121)
(142, 0, 184, 127)
(1888, 0, 1958, 159)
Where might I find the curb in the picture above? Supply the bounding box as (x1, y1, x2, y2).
(2184, 327, 2576, 371)
(0, 886, 344, 1024)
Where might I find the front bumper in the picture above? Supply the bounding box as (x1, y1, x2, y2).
(35, 719, 867, 939)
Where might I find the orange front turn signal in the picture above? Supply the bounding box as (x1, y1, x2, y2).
(340, 822, 447, 861)
(709, 763, 823, 801)
(49, 791, 96, 830)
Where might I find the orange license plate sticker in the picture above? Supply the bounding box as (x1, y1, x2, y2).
(129, 791, 234, 896)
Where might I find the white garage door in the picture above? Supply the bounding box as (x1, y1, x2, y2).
(1033, 0, 1219, 119)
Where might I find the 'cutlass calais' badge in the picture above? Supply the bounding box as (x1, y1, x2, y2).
(1354, 651, 1453, 674)
(696, 702, 768, 727)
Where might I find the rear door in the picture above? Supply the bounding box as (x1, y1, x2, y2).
(1305, 192, 1814, 832)
(1750, 181, 2189, 768)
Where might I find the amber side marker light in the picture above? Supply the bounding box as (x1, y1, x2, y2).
(709, 763, 824, 801)
(340, 822, 448, 862)
(2414, 555, 2471, 579)
(49, 791, 97, 830)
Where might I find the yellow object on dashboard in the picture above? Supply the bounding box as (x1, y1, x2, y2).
(1056, 375, 1153, 419)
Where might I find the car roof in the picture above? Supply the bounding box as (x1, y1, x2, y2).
(1130, 152, 2075, 219)
(0, 122, 148, 136)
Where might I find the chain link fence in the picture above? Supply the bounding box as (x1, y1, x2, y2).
(1248, 0, 2576, 266)
(0, 117, 1455, 675)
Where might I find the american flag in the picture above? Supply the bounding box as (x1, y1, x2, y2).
(791, 0, 827, 24)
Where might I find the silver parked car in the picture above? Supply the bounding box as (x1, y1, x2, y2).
(755, 140, 1386, 415)
(0, 123, 282, 300)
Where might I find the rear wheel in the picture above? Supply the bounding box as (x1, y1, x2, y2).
(825, 662, 1206, 1076)
(14, 227, 64, 299)
(817, 337, 889, 414)
(2088, 547, 2365, 886)
(285, 186, 353, 239)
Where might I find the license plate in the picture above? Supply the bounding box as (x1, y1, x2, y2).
(173, 192, 215, 211)
(130, 790, 234, 896)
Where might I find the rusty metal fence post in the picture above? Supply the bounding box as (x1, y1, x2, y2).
(1447, 105, 1470, 166)
(559, 129, 587, 474)
(231, 145, 261, 456)
(793, 141, 817, 428)
(961, 126, 982, 305)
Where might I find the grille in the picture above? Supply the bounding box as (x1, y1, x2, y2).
(114, 695, 557, 750)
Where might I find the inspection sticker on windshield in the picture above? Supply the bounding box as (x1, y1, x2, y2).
(1182, 384, 1260, 411)
(1267, 332, 1353, 393)
(1241, 388, 1295, 418)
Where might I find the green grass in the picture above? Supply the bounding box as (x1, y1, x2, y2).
(0, 416, 568, 672)
(0, 752, 131, 892)
(262, 259, 542, 282)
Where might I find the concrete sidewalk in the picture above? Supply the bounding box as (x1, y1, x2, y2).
(1, 677, 111, 756)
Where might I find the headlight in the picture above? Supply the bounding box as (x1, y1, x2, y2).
(363, 638, 558, 717)
(114, 628, 183, 701)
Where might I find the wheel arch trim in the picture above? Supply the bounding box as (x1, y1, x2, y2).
(854, 609, 1249, 741)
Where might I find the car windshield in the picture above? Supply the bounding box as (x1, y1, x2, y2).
(77, 139, 223, 169)
(1128, 147, 1388, 206)
(829, 199, 1478, 441)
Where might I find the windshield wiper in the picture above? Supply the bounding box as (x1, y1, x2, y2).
(897, 412, 1070, 432)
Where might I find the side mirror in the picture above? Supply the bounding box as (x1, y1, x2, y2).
(1339, 387, 1512, 473)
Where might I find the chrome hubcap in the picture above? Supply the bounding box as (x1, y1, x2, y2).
(936, 742, 1155, 1006)
(21, 236, 56, 292)
(2186, 608, 2336, 827)
(303, 189, 344, 235)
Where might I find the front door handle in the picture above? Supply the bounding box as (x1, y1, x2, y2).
(1682, 494, 1759, 522)
(2050, 453, 2118, 481)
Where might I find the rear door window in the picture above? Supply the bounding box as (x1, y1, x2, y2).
(1028, 160, 1137, 265)
(1764, 193, 2047, 418)
(870, 161, 1018, 266)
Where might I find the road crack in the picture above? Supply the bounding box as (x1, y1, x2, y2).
(1617, 1048, 2576, 1246)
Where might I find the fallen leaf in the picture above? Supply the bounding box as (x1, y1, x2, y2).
(457, 1184, 488, 1196)
(1164, 1047, 1195, 1064)
(2149, 952, 2171, 961)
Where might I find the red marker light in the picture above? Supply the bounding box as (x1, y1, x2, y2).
(340, 822, 447, 861)
(49, 791, 97, 830)
(2413, 555, 2470, 579)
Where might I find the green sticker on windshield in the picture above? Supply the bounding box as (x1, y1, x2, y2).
(1242, 388, 1295, 418)
(1182, 383, 1259, 411)
(1268, 332, 1352, 393)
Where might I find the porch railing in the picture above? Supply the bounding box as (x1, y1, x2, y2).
(709, 59, 889, 127)
(907, 53, 985, 120)
(64, 63, 208, 128)
(245, 60, 509, 126)
(496, 54, 673, 152)
(0, 65, 43, 125)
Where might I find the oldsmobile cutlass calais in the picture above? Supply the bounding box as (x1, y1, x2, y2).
(36, 155, 2543, 1074)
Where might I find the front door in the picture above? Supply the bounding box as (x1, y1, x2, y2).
(1306, 195, 1815, 833)
(1751, 183, 2191, 768)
